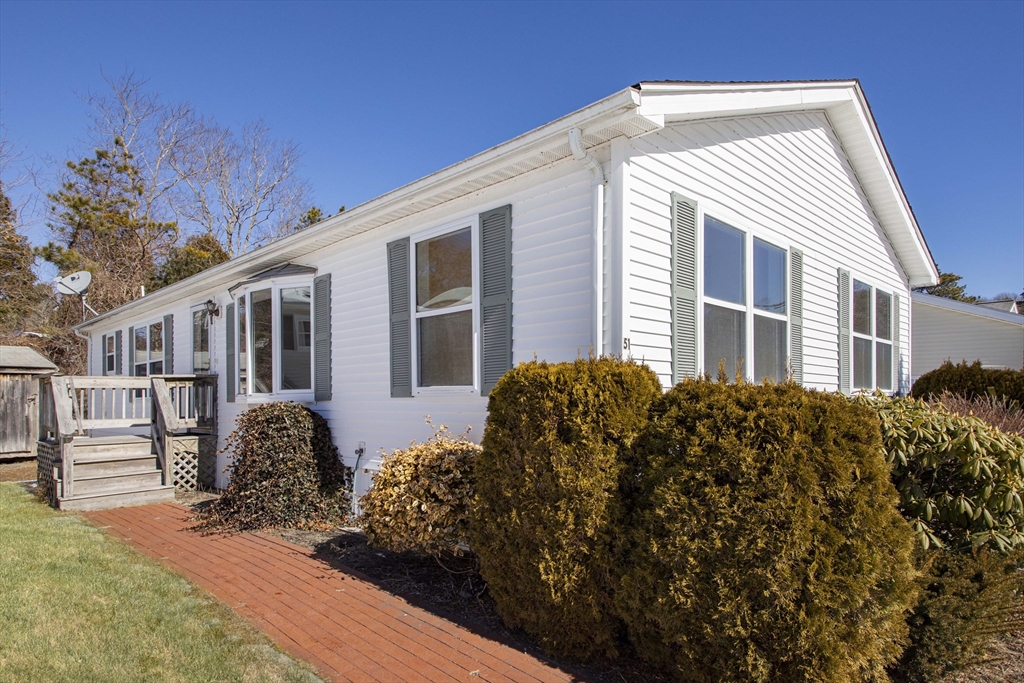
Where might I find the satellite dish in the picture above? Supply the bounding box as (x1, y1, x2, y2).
(55, 271, 92, 296)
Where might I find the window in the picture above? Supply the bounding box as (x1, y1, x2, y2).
(413, 226, 475, 388)
(702, 216, 788, 382)
(192, 309, 210, 373)
(852, 280, 893, 392)
(134, 321, 164, 376)
(234, 281, 312, 396)
(105, 334, 116, 373)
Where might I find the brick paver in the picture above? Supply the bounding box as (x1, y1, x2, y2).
(85, 503, 579, 683)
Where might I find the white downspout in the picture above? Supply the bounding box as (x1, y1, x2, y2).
(569, 128, 606, 357)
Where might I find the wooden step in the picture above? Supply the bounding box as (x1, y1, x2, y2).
(73, 434, 153, 458)
(58, 485, 175, 511)
(73, 454, 159, 477)
(72, 469, 164, 495)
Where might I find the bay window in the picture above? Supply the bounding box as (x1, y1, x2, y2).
(413, 224, 476, 390)
(234, 281, 312, 397)
(702, 216, 788, 382)
(852, 279, 893, 391)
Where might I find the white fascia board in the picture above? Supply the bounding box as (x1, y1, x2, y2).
(912, 291, 1024, 326)
(76, 87, 653, 332)
(634, 81, 940, 289)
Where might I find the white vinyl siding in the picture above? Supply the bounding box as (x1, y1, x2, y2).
(911, 300, 1024, 382)
(625, 112, 911, 390)
(209, 162, 595, 491)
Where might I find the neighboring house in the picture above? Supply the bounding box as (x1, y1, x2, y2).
(73, 80, 939, 494)
(910, 292, 1024, 382)
(978, 299, 1021, 314)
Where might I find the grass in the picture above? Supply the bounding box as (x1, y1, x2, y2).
(0, 483, 320, 683)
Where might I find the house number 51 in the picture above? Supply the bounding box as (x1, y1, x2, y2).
(623, 337, 631, 351)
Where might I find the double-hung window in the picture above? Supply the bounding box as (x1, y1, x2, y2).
(852, 280, 893, 391)
(702, 216, 788, 382)
(134, 321, 164, 376)
(104, 335, 116, 374)
(234, 281, 312, 397)
(191, 308, 210, 373)
(410, 222, 477, 391)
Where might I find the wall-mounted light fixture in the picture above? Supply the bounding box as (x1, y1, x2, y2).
(204, 299, 220, 318)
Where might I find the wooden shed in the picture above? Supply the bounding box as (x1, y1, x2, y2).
(1, 346, 58, 460)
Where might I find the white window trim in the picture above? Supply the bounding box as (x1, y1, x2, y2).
(850, 277, 894, 393)
(132, 318, 167, 377)
(232, 275, 315, 403)
(697, 208, 791, 382)
(409, 214, 481, 396)
(189, 304, 212, 375)
(104, 333, 117, 374)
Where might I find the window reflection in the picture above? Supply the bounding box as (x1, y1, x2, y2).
(251, 289, 273, 393)
(280, 287, 311, 390)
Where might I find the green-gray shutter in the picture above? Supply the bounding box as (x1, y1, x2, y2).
(115, 330, 122, 375)
(101, 334, 108, 376)
(838, 268, 851, 394)
(127, 326, 135, 376)
(893, 292, 902, 395)
(388, 238, 412, 398)
(313, 273, 332, 401)
(479, 204, 513, 395)
(671, 192, 699, 384)
(225, 303, 235, 403)
(789, 248, 804, 385)
(163, 314, 174, 374)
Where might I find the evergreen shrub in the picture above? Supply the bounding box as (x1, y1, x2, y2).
(911, 361, 1024, 405)
(854, 394, 1024, 552)
(471, 357, 663, 660)
(196, 402, 352, 531)
(619, 380, 918, 683)
(360, 422, 481, 557)
(893, 548, 1024, 683)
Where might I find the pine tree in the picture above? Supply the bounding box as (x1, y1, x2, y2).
(0, 182, 46, 334)
(150, 232, 229, 290)
(914, 269, 978, 303)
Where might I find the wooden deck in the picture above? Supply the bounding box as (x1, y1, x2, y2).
(36, 375, 217, 511)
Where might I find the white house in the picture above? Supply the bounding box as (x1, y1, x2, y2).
(911, 292, 1024, 382)
(73, 80, 940, 495)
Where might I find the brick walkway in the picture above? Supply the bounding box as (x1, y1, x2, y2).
(85, 504, 578, 683)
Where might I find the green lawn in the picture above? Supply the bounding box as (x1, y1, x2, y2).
(0, 483, 320, 683)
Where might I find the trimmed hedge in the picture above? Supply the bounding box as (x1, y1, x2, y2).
(619, 380, 919, 682)
(854, 394, 1024, 553)
(470, 357, 663, 660)
(912, 361, 1024, 405)
(360, 423, 481, 557)
(196, 402, 352, 531)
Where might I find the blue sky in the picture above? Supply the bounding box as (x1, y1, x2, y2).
(1, 0, 1022, 297)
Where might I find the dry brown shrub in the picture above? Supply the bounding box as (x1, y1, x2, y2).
(360, 421, 480, 557)
(934, 391, 1024, 436)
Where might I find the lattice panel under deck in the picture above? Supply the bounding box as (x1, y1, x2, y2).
(36, 441, 59, 506)
(172, 438, 199, 491)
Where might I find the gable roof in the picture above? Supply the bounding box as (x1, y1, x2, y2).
(912, 292, 1024, 327)
(77, 79, 939, 332)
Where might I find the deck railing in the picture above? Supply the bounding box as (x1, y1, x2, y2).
(37, 374, 218, 503)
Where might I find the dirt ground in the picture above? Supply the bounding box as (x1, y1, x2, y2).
(0, 458, 36, 483)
